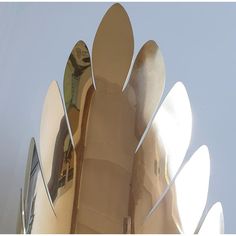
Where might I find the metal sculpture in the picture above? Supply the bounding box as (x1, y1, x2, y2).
(17, 3, 224, 234)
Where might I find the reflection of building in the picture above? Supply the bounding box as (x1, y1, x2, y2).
(17, 3, 224, 234)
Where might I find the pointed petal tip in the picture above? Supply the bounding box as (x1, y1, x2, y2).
(108, 3, 129, 15)
(92, 1, 134, 89)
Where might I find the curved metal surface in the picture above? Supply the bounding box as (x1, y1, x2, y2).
(63, 40, 94, 146)
(198, 202, 224, 234)
(72, 20, 166, 235)
(129, 82, 192, 233)
(38, 80, 75, 233)
(16, 189, 26, 234)
(63, 40, 95, 233)
(92, 3, 134, 90)
(123, 40, 165, 146)
(70, 4, 135, 233)
(18, 3, 218, 234)
(23, 138, 40, 233)
(139, 145, 210, 233)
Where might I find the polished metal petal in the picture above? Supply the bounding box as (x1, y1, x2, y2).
(198, 202, 224, 234)
(123, 40, 165, 143)
(63, 41, 95, 232)
(129, 82, 192, 233)
(139, 145, 210, 233)
(92, 3, 134, 90)
(63, 40, 94, 146)
(23, 138, 40, 234)
(39, 80, 75, 232)
(173, 145, 210, 233)
(148, 81, 192, 183)
(16, 189, 26, 234)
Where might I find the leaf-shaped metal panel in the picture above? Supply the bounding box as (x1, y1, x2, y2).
(140, 145, 210, 233)
(39, 81, 75, 232)
(173, 145, 210, 233)
(198, 202, 224, 234)
(123, 40, 165, 143)
(23, 138, 40, 234)
(63, 40, 94, 146)
(130, 82, 192, 233)
(16, 189, 26, 234)
(92, 3, 134, 90)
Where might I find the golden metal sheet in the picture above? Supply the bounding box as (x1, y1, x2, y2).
(68, 4, 135, 233)
(92, 3, 134, 90)
(140, 145, 210, 233)
(63, 40, 95, 233)
(123, 40, 165, 144)
(63, 40, 94, 146)
(129, 82, 192, 233)
(39, 81, 75, 232)
(198, 202, 224, 234)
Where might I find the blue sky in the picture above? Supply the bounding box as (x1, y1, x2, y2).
(0, 2, 235, 233)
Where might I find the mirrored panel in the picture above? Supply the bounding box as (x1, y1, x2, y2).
(40, 81, 75, 205)
(198, 202, 224, 234)
(63, 40, 94, 146)
(71, 4, 135, 233)
(23, 138, 40, 233)
(129, 82, 192, 233)
(63, 40, 95, 233)
(123, 40, 165, 142)
(16, 189, 26, 234)
(92, 3, 134, 90)
(139, 145, 210, 233)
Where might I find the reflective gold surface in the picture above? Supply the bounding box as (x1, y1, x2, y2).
(36, 80, 75, 233)
(63, 40, 94, 145)
(140, 145, 210, 233)
(92, 3, 134, 90)
(129, 82, 192, 233)
(66, 4, 134, 233)
(63, 40, 95, 233)
(198, 202, 224, 234)
(123, 40, 165, 146)
(71, 34, 165, 234)
(17, 3, 223, 234)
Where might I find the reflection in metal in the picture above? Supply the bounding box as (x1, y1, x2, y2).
(63, 40, 94, 145)
(92, 3, 134, 90)
(23, 138, 40, 233)
(40, 81, 74, 204)
(123, 40, 165, 146)
(33, 80, 76, 233)
(129, 82, 192, 233)
(18, 2, 224, 234)
(198, 202, 224, 234)
(63, 40, 95, 233)
(16, 189, 26, 234)
(140, 145, 210, 233)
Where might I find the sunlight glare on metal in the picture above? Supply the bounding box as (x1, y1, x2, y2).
(152, 81, 192, 183)
(173, 145, 210, 233)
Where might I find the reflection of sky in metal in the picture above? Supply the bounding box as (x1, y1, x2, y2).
(0, 2, 235, 233)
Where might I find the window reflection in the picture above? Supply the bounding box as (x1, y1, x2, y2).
(47, 115, 74, 203)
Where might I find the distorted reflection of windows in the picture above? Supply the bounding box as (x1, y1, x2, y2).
(47, 115, 74, 203)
